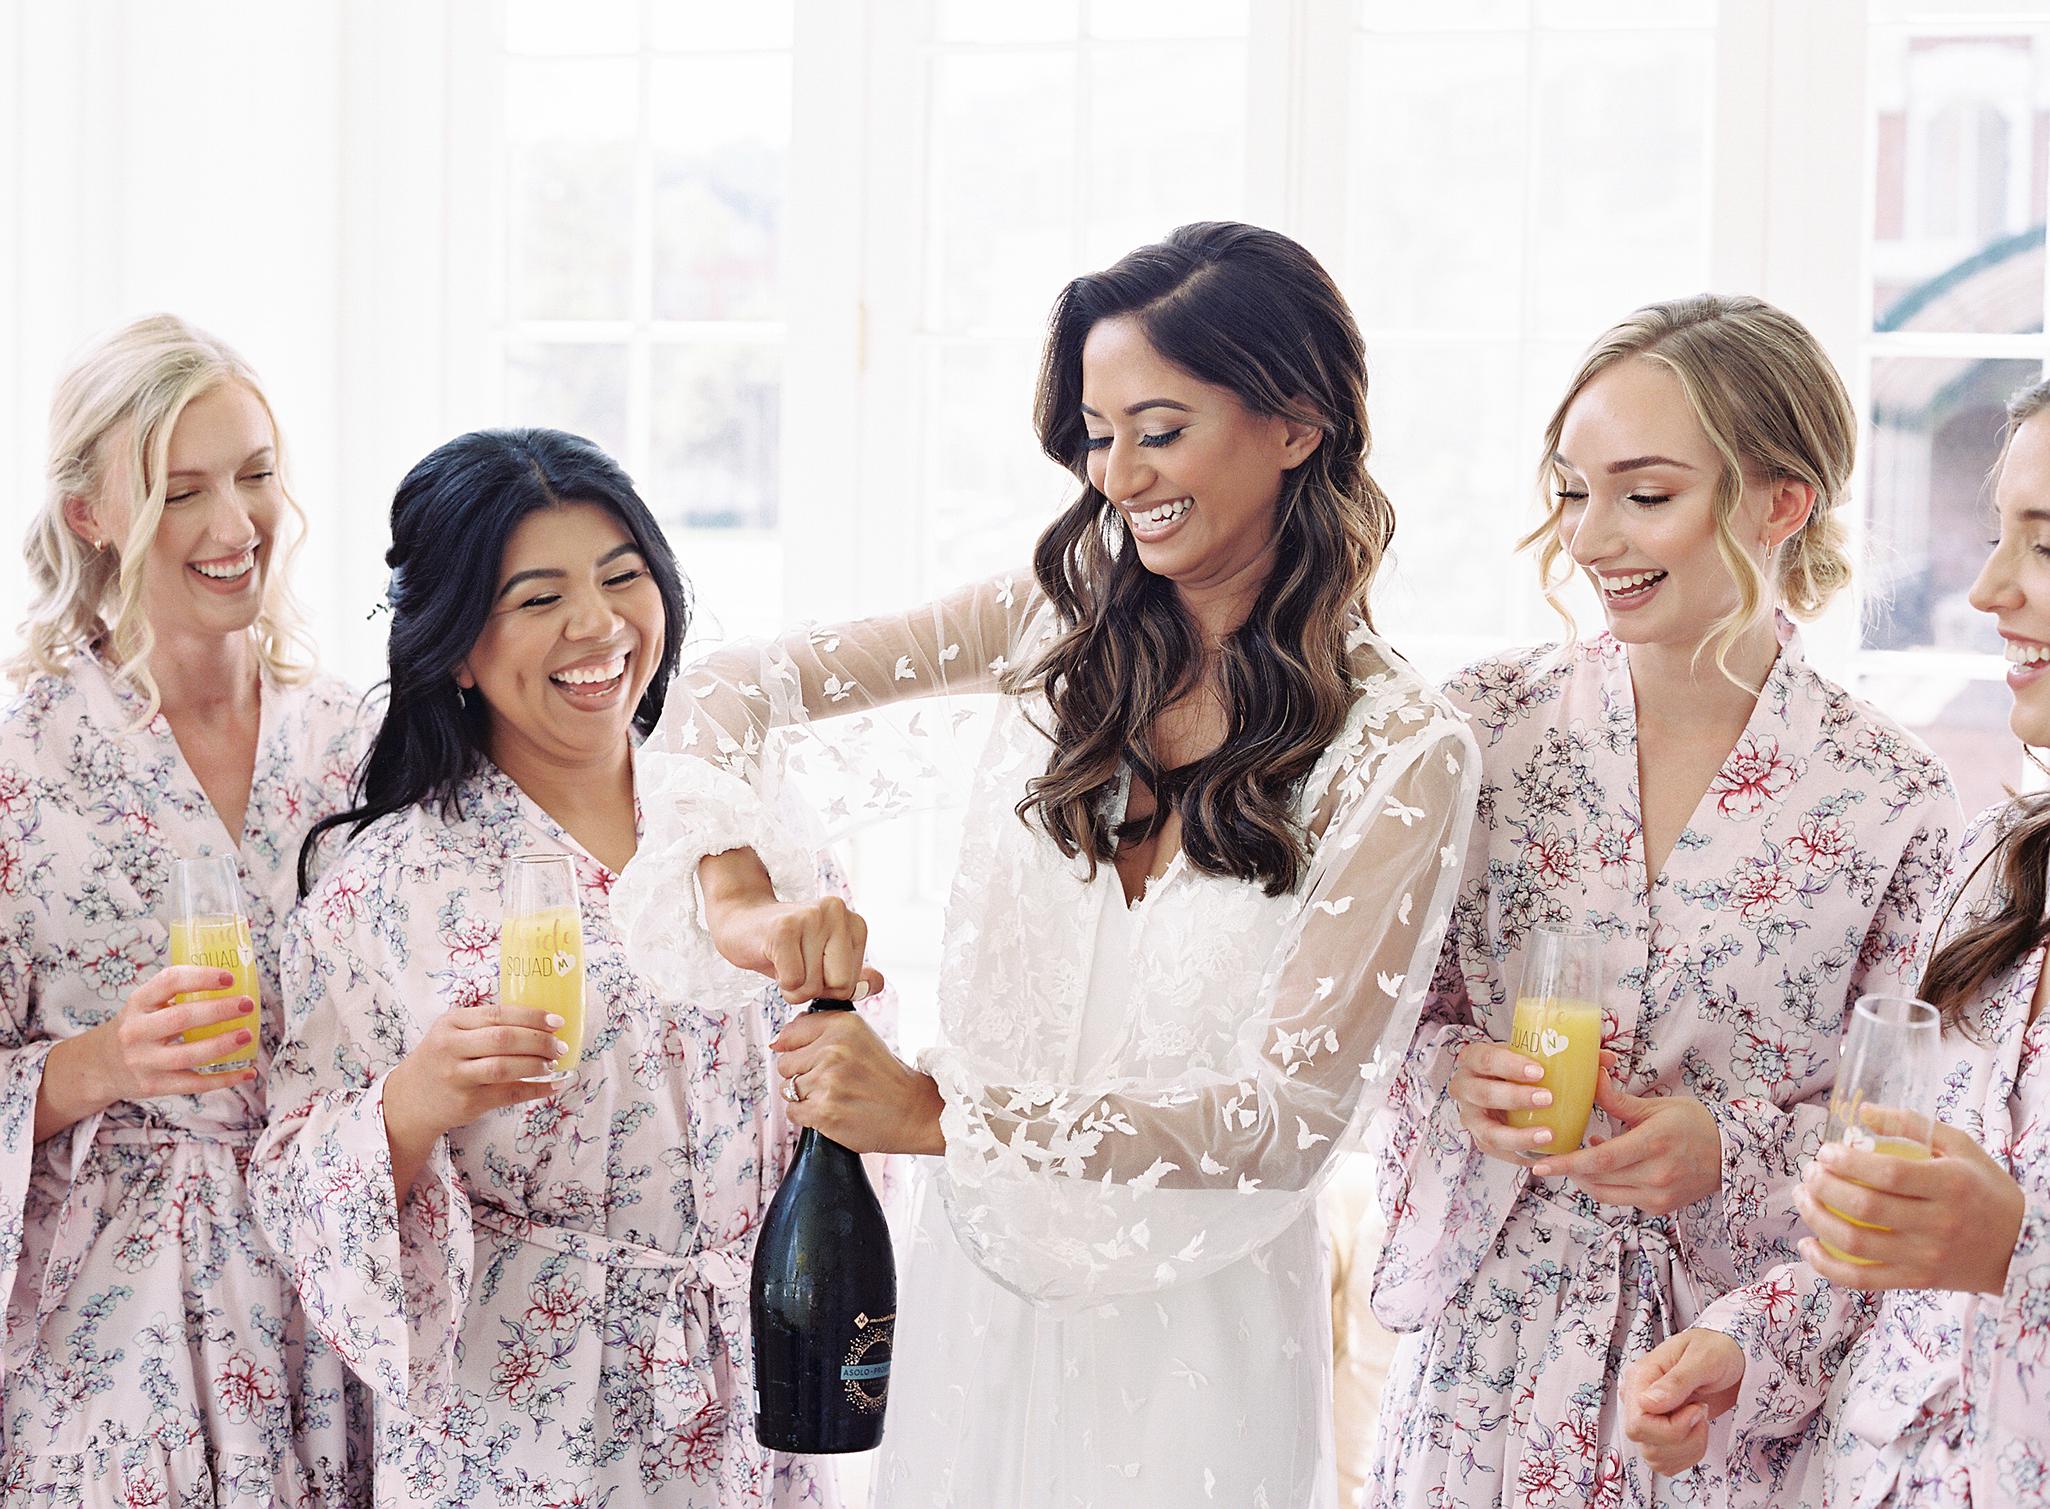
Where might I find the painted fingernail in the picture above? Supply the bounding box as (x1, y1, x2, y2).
(236, 1030, 253, 1045)
(218, 971, 235, 987)
(1818, 1143, 1844, 1166)
(545, 1014, 565, 1029)
(553, 1038, 570, 1057)
(1530, 1164, 1553, 1178)
(1524, 1064, 1545, 1081)
(1533, 1128, 1553, 1144)
(1532, 1091, 1553, 1107)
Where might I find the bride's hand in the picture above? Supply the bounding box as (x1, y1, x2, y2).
(699, 848, 884, 1004)
(773, 1009, 944, 1156)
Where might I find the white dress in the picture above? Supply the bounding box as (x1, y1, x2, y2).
(612, 572, 1480, 1507)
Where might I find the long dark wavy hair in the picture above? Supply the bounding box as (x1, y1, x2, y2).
(1016, 221, 1395, 897)
(298, 427, 688, 894)
(1919, 377, 2050, 1029)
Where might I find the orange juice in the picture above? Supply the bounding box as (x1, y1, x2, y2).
(169, 914, 259, 1071)
(499, 905, 585, 1075)
(1819, 1134, 1932, 1264)
(1505, 996, 1603, 1155)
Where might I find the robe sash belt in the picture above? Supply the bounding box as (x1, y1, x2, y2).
(24, 1121, 265, 1363)
(1518, 1185, 1702, 1445)
(468, 1198, 750, 1432)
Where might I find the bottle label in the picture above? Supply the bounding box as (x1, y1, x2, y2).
(841, 1310, 895, 1414)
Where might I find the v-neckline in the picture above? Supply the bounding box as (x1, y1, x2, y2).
(92, 653, 272, 857)
(1612, 631, 1795, 908)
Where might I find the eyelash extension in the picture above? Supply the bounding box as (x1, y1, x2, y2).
(1081, 429, 1186, 453)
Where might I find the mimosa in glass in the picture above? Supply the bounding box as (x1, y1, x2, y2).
(1816, 994, 1940, 1265)
(1504, 923, 1605, 1158)
(499, 855, 585, 1081)
(168, 856, 259, 1072)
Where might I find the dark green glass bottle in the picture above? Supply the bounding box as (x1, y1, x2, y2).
(750, 998, 896, 1452)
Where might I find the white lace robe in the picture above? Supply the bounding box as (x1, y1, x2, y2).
(612, 574, 1480, 1508)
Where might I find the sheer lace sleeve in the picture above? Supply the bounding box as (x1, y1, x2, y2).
(918, 704, 1478, 1304)
(614, 572, 1043, 962)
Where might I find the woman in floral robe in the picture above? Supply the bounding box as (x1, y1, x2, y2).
(1619, 377, 2050, 1509)
(251, 428, 861, 1506)
(1365, 297, 1959, 1508)
(0, 317, 371, 1502)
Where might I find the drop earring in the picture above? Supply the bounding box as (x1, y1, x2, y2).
(456, 685, 469, 710)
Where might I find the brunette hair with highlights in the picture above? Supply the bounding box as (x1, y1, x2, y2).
(1015, 221, 1395, 897)
(1919, 377, 2050, 1031)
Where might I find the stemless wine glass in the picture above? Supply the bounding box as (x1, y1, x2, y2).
(498, 853, 586, 1083)
(167, 855, 260, 1073)
(1816, 992, 1941, 1264)
(1505, 923, 1604, 1159)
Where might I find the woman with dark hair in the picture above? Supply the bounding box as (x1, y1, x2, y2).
(1621, 380, 2050, 1506)
(250, 428, 863, 1506)
(612, 222, 1479, 1505)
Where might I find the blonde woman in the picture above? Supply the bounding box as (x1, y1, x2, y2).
(0, 316, 370, 1504)
(1363, 295, 1961, 1508)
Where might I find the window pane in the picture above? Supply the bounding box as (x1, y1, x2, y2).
(1864, 354, 2041, 651)
(505, 60, 637, 321)
(650, 342, 782, 531)
(1358, 0, 1530, 30)
(504, 343, 630, 464)
(505, 0, 637, 55)
(937, 0, 1079, 43)
(1536, 0, 1715, 26)
(920, 341, 1072, 585)
(1529, 30, 1711, 337)
(928, 53, 1078, 333)
(1089, 0, 1247, 39)
(1084, 42, 1247, 267)
(1368, 341, 1529, 656)
(1349, 34, 1527, 333)
(1870, 32, 2050, 333)
(649, 1, 794, 51)
(1856, 668, 2019, 821)
(650, 56, 791, 321)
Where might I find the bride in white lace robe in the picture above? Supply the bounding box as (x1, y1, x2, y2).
(613, 223, 1481, 1507)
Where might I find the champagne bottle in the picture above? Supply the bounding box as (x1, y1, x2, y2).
(750, 998, 897, 1452)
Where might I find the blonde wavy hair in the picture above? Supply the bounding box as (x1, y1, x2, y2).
(20, 314, 315, 716)
(1521, 293, 1856, 689)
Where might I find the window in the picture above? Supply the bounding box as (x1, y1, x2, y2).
(1857, 5, 2050, 818)
(486, 0, 797, 643)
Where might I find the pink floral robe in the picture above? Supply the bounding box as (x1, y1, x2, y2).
(249, 761, 837, 1508)
(1695, 800, 2050, 1508)
(0, 656, 373, 1506)
(1366, 622, 1959, 1508)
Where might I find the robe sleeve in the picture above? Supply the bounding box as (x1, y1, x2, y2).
(613, 571, 1039, 973)
(248, 890, 474, 1420)
(1964, 1194, 2050, 1494)
(1364, 821, 1527, 1331)
(1692, 1260, 1877, 1503)
(1677, 794, 1961, 1295)
(916, 721, 1476, 1302)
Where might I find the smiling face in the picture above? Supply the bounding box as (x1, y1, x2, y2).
(1079, 315, 1320, 602)
(78, 382, 283, 643)
(458, 501, 666, 772)
(1551, 356, 1801, 653)
(1969, 409, 2050, 745)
